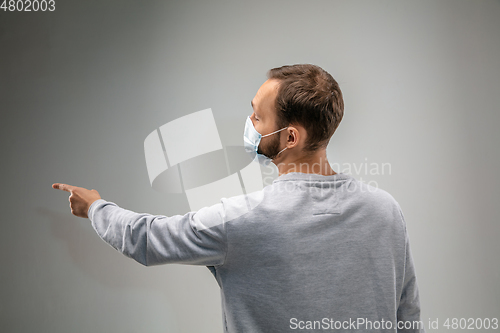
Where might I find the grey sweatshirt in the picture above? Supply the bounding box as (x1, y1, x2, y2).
(88, 172, 424, 332)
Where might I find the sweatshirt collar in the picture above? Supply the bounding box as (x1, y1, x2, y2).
(272, 172, 353, 183)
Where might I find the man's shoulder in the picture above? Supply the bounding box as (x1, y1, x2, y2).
(218, 188, 268, 222)
(192, 188, 268, 226)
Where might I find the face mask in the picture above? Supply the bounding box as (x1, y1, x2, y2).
(243, 116, 288, 165)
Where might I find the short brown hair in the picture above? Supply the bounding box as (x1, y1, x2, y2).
(267, 64, 344, 152)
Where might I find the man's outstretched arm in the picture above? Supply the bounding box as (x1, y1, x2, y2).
(52, 183, 227, 267)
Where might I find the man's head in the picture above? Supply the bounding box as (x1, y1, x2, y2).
(250, 64, 344, 162)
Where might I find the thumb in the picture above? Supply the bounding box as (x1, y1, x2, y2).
(52, 183, 75, 192)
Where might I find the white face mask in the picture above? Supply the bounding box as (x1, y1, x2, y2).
(243, 116, 288, 165)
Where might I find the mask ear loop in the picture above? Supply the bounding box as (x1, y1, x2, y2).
(261, 126, 288, 138)
(276, 146, 287, 156)
(274, 127, 290, 158)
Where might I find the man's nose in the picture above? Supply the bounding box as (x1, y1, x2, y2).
(250, 113, 256, 125)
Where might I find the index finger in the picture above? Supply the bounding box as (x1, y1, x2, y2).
(52, 183, 76, 192)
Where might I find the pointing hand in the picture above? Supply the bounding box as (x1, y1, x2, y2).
(52, 183, 102, 218)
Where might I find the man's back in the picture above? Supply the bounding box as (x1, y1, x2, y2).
(211, 172, 423, 332)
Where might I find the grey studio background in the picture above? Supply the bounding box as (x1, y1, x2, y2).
(1, 0, 499, 332)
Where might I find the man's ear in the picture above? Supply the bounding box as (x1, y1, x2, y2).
(285, 126, 300, 149)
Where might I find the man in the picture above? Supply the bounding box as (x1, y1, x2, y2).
(53, 64, 424, 332)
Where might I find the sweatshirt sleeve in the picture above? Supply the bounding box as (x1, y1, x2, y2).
(397, 208, 425, 333)
(87, 199, 227, 267)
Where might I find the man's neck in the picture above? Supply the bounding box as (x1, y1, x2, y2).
(273, 150, 336, 176)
